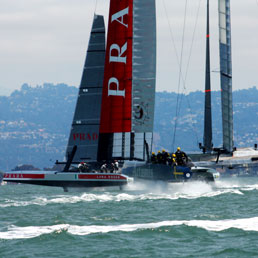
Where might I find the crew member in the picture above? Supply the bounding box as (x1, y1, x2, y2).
(78, 162, 84, 172)
(166, 153, 171, 165)
(78, 162, 89, 172)
(151, 152, 157, 163)
(114, 160, 119, 172)
(101, 163, 108, 173)
(110, 160, 119, 173)
(172, 153, 177, 166)
(157, 151, 163, 164)
(162, 149, 169, 164)
(175, 147, 188, 166)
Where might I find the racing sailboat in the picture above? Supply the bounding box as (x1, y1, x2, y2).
(93, 0, 217, 182)
(193, 0, 258, 175)
(3, 14, 129, 190)
(3, 0, 218, 187)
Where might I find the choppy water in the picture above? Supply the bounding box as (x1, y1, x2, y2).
(1, 178, 258, 257)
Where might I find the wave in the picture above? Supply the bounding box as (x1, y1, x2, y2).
(2, 179, 258, 208)
(0, 181, 248, 207)
(2, 217, 258, 239)
(0, 189, 243, 208)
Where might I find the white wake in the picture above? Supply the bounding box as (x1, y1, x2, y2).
(1, 217, 258, 239)
(1, 179, 258, 207)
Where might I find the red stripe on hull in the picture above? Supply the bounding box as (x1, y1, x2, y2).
(4, 173, 45, 179)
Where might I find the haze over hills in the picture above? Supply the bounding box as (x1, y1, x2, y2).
(0, 83, 257, 170)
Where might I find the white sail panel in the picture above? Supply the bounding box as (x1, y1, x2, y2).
(219, 0, 226, 13)
(218, 0, 233, 152)
(219, 0, 227, 44)
(132, 0, 156, 133)
(112, 133, 123, 158)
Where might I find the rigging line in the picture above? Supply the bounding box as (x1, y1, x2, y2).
(178, 0, 202, 108)
(176, 0, 188, 116)
(176, 84, 200, 147)
(161, 0, 189, 92)
(161, 0, 180, 72)
(161, 0, 183, 150)
(185, 90, 201, 146)
(172, 0, 188, 152)
(162, 0, 200, 148)
(94, 0, 98, 14)
(183, 0, 202, 90)
(177, 0, 202, 145)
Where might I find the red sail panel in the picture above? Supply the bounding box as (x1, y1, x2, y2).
(99, 0, 133, 133)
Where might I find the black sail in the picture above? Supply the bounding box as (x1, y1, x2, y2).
(66, 15, 106, 163)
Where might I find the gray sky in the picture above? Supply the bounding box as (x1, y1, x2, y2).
(0, 0, 257, 96)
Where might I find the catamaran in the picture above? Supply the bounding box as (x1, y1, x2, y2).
(91, 0, 217, 182)
(191, 0, 258, 176)
(3, 0, 219, 188)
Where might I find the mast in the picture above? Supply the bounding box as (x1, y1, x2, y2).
(203, 0, 213, 152)
(66, 15, 106, 163)
(218, 0, 233, 152)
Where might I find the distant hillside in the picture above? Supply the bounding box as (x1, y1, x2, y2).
(0, 83, 78, 170)
(154, 87, 258, 152)
(0, 83, 257, 170)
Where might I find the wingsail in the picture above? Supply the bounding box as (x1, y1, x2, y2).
(98, 0, 156, 162)
(66, 15, 106, 163)
(218, 0, 233, 152)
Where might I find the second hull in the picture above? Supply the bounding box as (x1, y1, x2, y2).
(122, 163, 216, 183)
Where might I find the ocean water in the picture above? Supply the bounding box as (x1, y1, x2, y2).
(1, 178, 258, 258)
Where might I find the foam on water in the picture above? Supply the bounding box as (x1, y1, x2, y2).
(0, 181, 247, 208)
(2, 217, 258, 239)
(215, 179, 258, 191)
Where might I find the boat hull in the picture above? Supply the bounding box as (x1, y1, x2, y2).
(194, 161, 258, 177)
(3, 171, 128, 188)
(122, 163, 216, 183)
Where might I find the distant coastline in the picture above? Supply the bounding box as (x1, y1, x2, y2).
(0, 83, 257, 170)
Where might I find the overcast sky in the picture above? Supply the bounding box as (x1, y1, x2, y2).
(0, 0, 257, 96)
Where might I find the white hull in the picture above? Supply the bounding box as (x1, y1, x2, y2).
(3, 171, 129, 190)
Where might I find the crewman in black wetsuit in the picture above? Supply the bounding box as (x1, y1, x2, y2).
(157, 151, 163, 164)
(151, 152, 157, 163)
(162, 149, 169, 164)
(175, 147, 188, 166)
